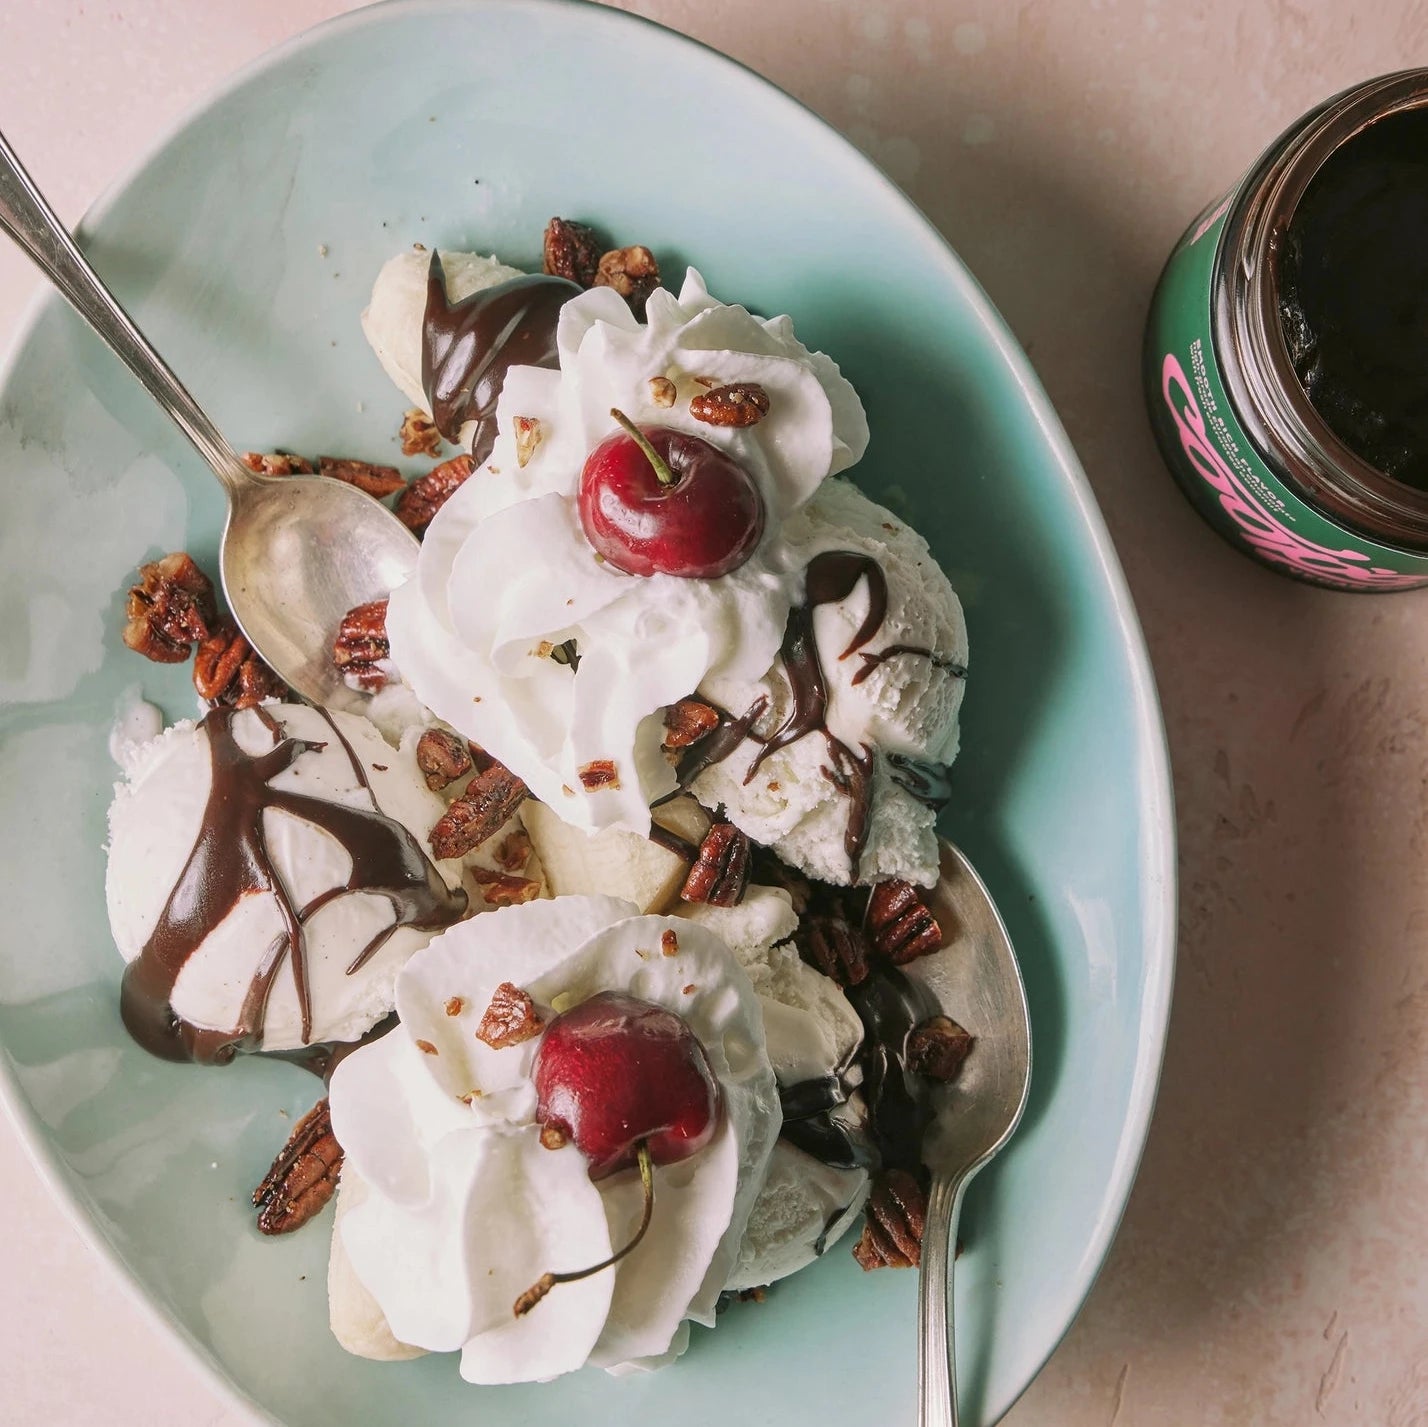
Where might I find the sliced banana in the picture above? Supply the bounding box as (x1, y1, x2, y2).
(522, 798, 697, 912)
(328, 1170, 427, 1362)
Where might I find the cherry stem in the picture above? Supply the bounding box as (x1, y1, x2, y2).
(609, 407, 676, 487)
(512, 1140, 655, 1318)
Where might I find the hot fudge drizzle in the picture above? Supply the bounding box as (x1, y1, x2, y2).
(119, 706, 467, 1066)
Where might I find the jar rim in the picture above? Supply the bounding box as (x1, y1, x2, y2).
(1218, 69, 1428, 547)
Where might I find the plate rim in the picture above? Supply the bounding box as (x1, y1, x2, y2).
(0, 1, 1177, 1422)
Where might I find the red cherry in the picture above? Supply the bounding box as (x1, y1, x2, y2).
(578, 409, 765, 579)
(533, 990, 723, 1180)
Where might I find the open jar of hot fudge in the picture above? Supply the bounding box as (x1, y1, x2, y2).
(1146, 70, 1428, 590)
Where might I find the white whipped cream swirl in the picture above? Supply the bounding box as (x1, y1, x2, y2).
(385, 270, 869, 835)
(329, 895, 780, 1382)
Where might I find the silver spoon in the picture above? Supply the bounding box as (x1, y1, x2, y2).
(0, 129, 419, 714)
(914, 840, 1033, 1427)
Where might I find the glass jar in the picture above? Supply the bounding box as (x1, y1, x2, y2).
(1145, 70, 1428, 590)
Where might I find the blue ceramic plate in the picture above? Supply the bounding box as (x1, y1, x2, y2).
(0, 3, 1174, 1423)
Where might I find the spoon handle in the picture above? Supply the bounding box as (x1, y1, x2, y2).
(0, 128, 251, 490)
(918, 1168, 971, 1427)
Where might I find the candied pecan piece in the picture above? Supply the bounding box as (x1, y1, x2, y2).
(852, 1169, 928, 1270)
(476, 981, 544, 1048)
(577, 759, 621, 791)
(681, 822, 751, 907)
(429, 761, 530, 859)
(662, 697, 720, 751)
(690, 382, 771, 428)
(795, 912, 870, 988)
(543, 216, 604, 287)
(494, 829, 533, 872)
(194, 621, 288, 709)
(399, 407, 443, 457)
(252, 1097, 343, 1236)
(331, 598, 391, 693)
(593, 244, 660, 317)
(241, 451, 315, 476)
(395, 453, 475, 536)
(471, 868, 542, 906)
(122, 552, 218, 662)
(415, 727, 472, 791)
(867, 879, 944, 964)
(906, 1015, 975, 1082)
(318, 456, 406, 498)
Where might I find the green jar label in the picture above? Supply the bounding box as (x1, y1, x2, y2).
(1145, 199, 1428, 590)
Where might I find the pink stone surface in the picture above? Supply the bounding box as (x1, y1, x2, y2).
(3, 1, 1428, 1423)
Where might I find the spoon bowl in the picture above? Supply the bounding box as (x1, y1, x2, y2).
(0, 126, 419, 710)
(911, 840, 1033, 1427)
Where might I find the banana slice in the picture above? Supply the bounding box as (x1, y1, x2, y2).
(522, 798, 705, 912)
(328, 1170, 427, 1362)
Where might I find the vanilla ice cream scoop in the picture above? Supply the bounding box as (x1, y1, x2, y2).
(106, 702, 467, 1062)
(328, 895, 781, 1382)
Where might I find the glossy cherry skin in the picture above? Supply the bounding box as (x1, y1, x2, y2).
(578, 424, 765, 579)
(533, 991, 724, 1180)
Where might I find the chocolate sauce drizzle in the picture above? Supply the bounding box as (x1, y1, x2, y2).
(778, 960, 939, 1174)
(421, 253, 579, 460)
(119, 706, 467, 1066)
(851, 643, 967, 686)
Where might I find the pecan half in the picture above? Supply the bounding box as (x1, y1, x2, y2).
(318, 456, 406, 498)
(332, 598, 391, 694)
(852, 1169, 928, 1270)
(471, 868, 542, 906)
(415, 727, 472, 791)
(193, 621, 288, 708)
(690, 382, 771, 428)
(543, 217, 604, 287)
(429, 761, 530, 859)
(476, 981, 544, 1048)
(866, 879, 944, 964)
(399, 407, 443, 458)
(906, 1015, 975, 1082)
(577, 759, 620, 791)
(395, 453, 474, 536)
(122, 552, 218, 662)
(662, 697, 720, 751)
(593, 244, 660, 317)
(681, 822, 751, 907)
(252, 1097, 343, 1236)
(795, 912, 870, 987)
(241, 451, 315, 476)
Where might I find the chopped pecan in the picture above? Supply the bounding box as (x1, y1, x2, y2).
(471, 867, 542, 906)
(445, 996, 465, 1017)
(648, 375, 677, 408)
(852, 1169, 928, 1269)
(318, 456, 406, 498)
(543, 217, 604, 287)
(332, 598, 391, 693)
(661, 929, 679, 957)
(193, 620, 288, 708)
(513, 415, 543, 468)
(866, 879, 943, 964)
(795, 912, 870, 987)
(395, 453, 474, 536)
(415, 727, 472, 791)
(476, 981, 544, 1048)
(122, 552, 218, 662)
(241, 451, 315, 476)
(577, 759, 621, 791)
(690, 382, 771, 428)
(399, 407, 443, 457)
(252, 1097, 343, 1236)
(681, 822, 751, 907)
(494, 829, 533, 872)
(539, 1122, 569, 1150)
(429, 761, 530, 859)
(593, 244, 660, 317)
(907, 1015, 975, 1081)
(662, 697, 720, 751)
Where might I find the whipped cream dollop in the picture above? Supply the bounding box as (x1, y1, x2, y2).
(329, 895, 781, 1382)
(385, 269, 869, 836)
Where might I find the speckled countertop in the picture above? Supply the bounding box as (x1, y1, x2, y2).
(3, 2, 1427, 1423)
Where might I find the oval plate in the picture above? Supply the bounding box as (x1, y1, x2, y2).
(0, 2, 1175, 1423)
